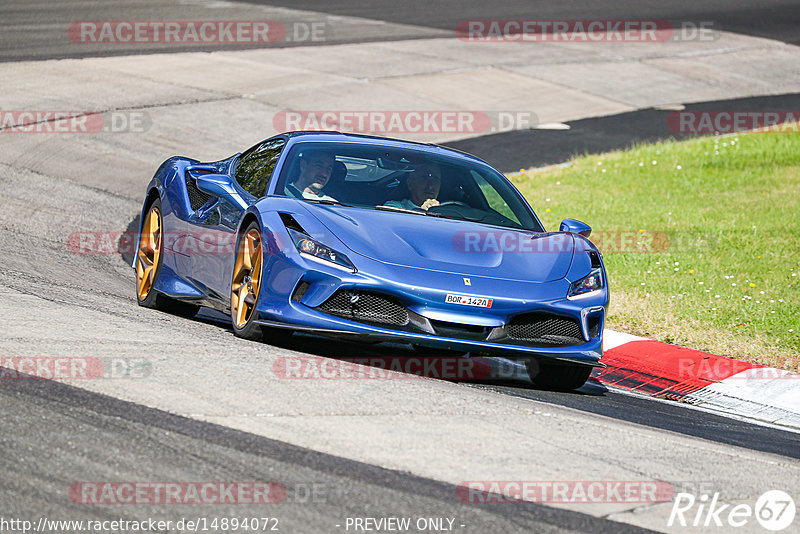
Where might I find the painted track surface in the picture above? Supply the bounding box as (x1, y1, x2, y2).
(1, 1, 799, 532)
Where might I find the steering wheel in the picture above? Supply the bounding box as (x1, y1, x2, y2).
(428, 201, 483, 220)
(435, 201, 470, 207)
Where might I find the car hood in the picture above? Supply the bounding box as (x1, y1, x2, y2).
(304, 205, 574, 282)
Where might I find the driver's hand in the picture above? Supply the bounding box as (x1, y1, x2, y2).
(421, 198, 440, 210)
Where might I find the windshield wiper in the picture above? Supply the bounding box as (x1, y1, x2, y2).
(374, 205, 446, 218)
(302, 198, 352, 207)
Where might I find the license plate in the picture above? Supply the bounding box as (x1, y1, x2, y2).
(445, 294, 493, 308)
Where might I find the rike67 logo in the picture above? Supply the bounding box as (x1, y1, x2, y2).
(669, 490, 795, 531)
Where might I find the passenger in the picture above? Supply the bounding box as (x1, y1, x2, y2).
(286, 149, 338, 201)
(384, 163, 441, 211)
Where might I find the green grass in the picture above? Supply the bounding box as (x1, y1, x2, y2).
(509, 130, 800, 362)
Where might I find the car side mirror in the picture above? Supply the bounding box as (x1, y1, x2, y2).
(559, 218, 592, 238)
(194, 173, 248, 210)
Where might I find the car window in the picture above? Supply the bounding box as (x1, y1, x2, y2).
(471, 171, 522, 225)
(275, 141, 543, 231)
(339, 156, 397, 182)
(235, 138, 285, 197)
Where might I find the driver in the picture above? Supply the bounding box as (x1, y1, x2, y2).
(384, 163, 441, 211)
(286, 149, 338, 201)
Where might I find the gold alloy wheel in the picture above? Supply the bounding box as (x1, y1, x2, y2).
(136, 205, 162, 301)
(231, 228, 263, 329)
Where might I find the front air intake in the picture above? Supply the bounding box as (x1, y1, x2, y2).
(589, 251, 602, 269)
(315, 290, 409, 327)
(506, 313, 584, 346)
(291, 281, 311, 302)
(279, 213, 305, 233)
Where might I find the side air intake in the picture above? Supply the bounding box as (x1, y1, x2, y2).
(184, 169, 212, 211)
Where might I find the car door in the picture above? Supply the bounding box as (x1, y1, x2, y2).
(188, 137, 286, 301)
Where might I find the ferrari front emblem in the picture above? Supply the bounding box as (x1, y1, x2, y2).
(463, 278, 471, 286)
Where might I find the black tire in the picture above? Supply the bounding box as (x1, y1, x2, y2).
(526, 359, 592, 391)
(136, 197, 199, 318)
(233, 316, 264, 341)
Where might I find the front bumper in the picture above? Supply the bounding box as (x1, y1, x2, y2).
(254, 251, 607, 367)
(256, 316, 605, 367)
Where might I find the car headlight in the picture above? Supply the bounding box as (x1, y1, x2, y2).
(568, 269, 604, 299)
(288, 229, 356, 273)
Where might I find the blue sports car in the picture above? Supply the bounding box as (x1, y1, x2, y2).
(134, 131, 608, 390)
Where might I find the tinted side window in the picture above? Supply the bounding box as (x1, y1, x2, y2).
(235, 138, 285, 197)
(471, 171, 522, 225)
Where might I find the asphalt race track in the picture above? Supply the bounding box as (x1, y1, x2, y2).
(242, 0, 800, 46)
(447, 92, 800, 171)
(2, 0, 799, 60)
(2, 376, 650, 534)
(1, 1, 799, 533)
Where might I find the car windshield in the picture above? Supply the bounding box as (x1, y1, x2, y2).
(275, 141, 543, 231)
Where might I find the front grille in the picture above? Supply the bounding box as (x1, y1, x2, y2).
(506, 313, 584, 346)
(316, 290, 409, 326)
